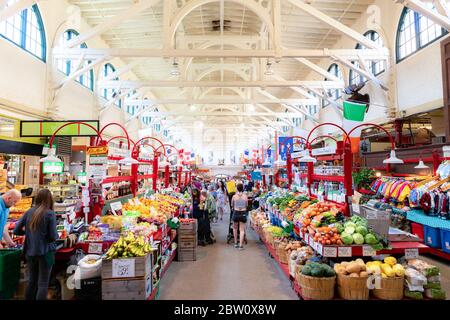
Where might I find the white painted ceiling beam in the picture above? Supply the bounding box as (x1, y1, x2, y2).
(124, 98, 319, 105)
(104, 61, 140, 81)
(396, 0, 450, 30)
(332, 55, 388, 91)
(98, 80, 345, 89)
(54, 56, 108, 90)
(52, 48, 389, 60)
(128, 112, 310, 118)
(65, 0, 162, 48)
(295, 57, 342, 81)
(287, 0, 382, 49)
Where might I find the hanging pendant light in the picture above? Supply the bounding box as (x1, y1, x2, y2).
(264, 61, 274, 76)
(415, 160, 429, 169)
(118, 156, 139, 165)
(40, 148, 62, 163)
(298, 153, 317, 163)
(383, 150, 404, 164)
(170, 59, 180, 76)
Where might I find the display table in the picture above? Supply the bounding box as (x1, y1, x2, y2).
(407, 210, 450, 230)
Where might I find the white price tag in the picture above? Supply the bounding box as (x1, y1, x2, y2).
(88, 243, 103, 254)
(363, 245, 377, 257)
(323, 246, 338, 257)
(366, 210, 378, 220)
(112, 258, 135, 278)
(316, 243, 324, 255)
(309, 237, 314, 248)
(110, 202, 122, 216)
(338, 247, 352, 257)
(83, 207, 90, 213)
(404, 248, 419, 260)
(304, 234, 309, 243)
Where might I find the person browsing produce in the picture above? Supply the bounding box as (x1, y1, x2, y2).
(0, 189, 22, 248)
(13, 189, 58, 300)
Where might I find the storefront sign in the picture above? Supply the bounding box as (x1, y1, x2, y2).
(311, 146, 337, 156)
(20, 120, 99, 137)
(87, 146, 108, 155)
(112, 258, 135, 278)
(42, 161, 64, 174)
(87, 164, 107, 178)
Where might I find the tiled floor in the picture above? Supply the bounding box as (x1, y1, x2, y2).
(159, 218, 298, 300)
(159, 218, 450, 300)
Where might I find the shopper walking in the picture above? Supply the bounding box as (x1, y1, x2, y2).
(201, 190, 214, 245)
(206, 185, 218, 223)
(0, 189, 22, 249)
(13, 189, 58, 300)
(231, 183, 248, 250)
(216, 181, 228, 221)
(192, 188, 207, 246)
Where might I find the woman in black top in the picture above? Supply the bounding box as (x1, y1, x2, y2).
(191, 188, 206, 246)
(14, 189, 58, 300)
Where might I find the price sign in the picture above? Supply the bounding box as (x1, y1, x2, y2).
(323, 246, 338, 258)
(309, 237, 314, 248)
(404, 248, 419, 260)
(88, 243, 103, 254)
(316, 243, 324, 255)
(112, 258, 135, 278)
(366, 210, 378, 220)
(110, 202, 122, 216)
(338, 247, 352, 257)
(304, 234, 309, 243)
(363, 245, 377, 257)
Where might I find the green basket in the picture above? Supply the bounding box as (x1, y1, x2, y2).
(0, 249, 21, 300)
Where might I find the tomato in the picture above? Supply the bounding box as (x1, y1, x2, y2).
(332, 227, 338, 233)
(331, 239, 337, 244)
(321, 240, 327, 245)
(326, 240, 331, 245)
(337, 240, 343, 245)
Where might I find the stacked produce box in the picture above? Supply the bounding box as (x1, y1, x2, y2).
(404, 259, 446, 300)
(177, 218, 197, 261)
(102, 233, 154, 300)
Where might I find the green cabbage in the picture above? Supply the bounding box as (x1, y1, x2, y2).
(355, 226, 368, 236)
(341, 232, 354, 245)
(364, 233, 378, 245)
(344, 226, 355, 235)
(344, 221, 356, 229)
(352, 233, 365, 245)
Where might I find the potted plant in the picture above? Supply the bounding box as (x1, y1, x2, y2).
(352, 168, 375, 193)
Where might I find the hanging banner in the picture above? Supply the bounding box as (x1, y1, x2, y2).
(251, 171, 262, 181)
(278, 137, 293, 161)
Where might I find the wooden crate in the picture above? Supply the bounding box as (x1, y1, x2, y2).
(102, 253, 152, 280)
(179, 239, 197, 249)
(102, 274, 152, 300)
(179, 220, 198, 233)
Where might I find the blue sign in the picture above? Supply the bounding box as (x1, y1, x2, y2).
(251, 171, 262, 181)
(278, 137, 293, 161)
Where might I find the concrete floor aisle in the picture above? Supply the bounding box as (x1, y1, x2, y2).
(159, 218, 298, 300)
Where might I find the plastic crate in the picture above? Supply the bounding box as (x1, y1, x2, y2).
(440, 228, 450, 254)
(424, 226, 442, 249)
(411, 222, 425, 241)
(0, 249, 21, 299)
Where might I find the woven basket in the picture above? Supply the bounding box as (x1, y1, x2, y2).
(337, 274, 370, 300)
(372, 277, 404, 300)
(298, 274, 336, 300)
(277, 247, 289, 264)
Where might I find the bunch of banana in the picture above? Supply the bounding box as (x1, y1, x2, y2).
(104, 233, 154, 260)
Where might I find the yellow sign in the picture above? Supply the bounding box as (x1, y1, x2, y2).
(87, 146, 108, 155)
(226, 180, 236, 194)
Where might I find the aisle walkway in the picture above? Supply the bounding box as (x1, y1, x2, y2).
(159, 218, 298, 300)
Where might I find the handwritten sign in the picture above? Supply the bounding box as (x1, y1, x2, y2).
(323, 246, 338, 258)
(363, 245, 376, 257)
(366, 210, 378, 220)
(304, 234, 309, 243)
(112, 258, 135, 278)
(338, 247, 352, 257)
(88, 243, 103, 254)
(87, 146, 109, 155)
(309, 237, 314, 248)
(404, 248, 419, 260)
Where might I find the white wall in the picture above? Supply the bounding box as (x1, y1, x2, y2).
(0, 0, 141, 140)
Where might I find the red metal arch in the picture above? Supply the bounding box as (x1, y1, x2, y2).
(97, 122, 131, 150)
(48, 121, 103, 148)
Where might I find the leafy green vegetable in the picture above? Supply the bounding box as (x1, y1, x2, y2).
(352, 233, 365, 245)
(341, 232, 354, 245)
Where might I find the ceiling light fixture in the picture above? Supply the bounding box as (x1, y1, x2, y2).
(39, 148, 62, 163)
(415, 160, 429, 169)
(264, 61, 274, 76)
(383, 150, 404, 164)
(170, 59, 180, 76)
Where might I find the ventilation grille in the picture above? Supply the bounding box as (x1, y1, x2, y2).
(55, 137, 72, 156)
